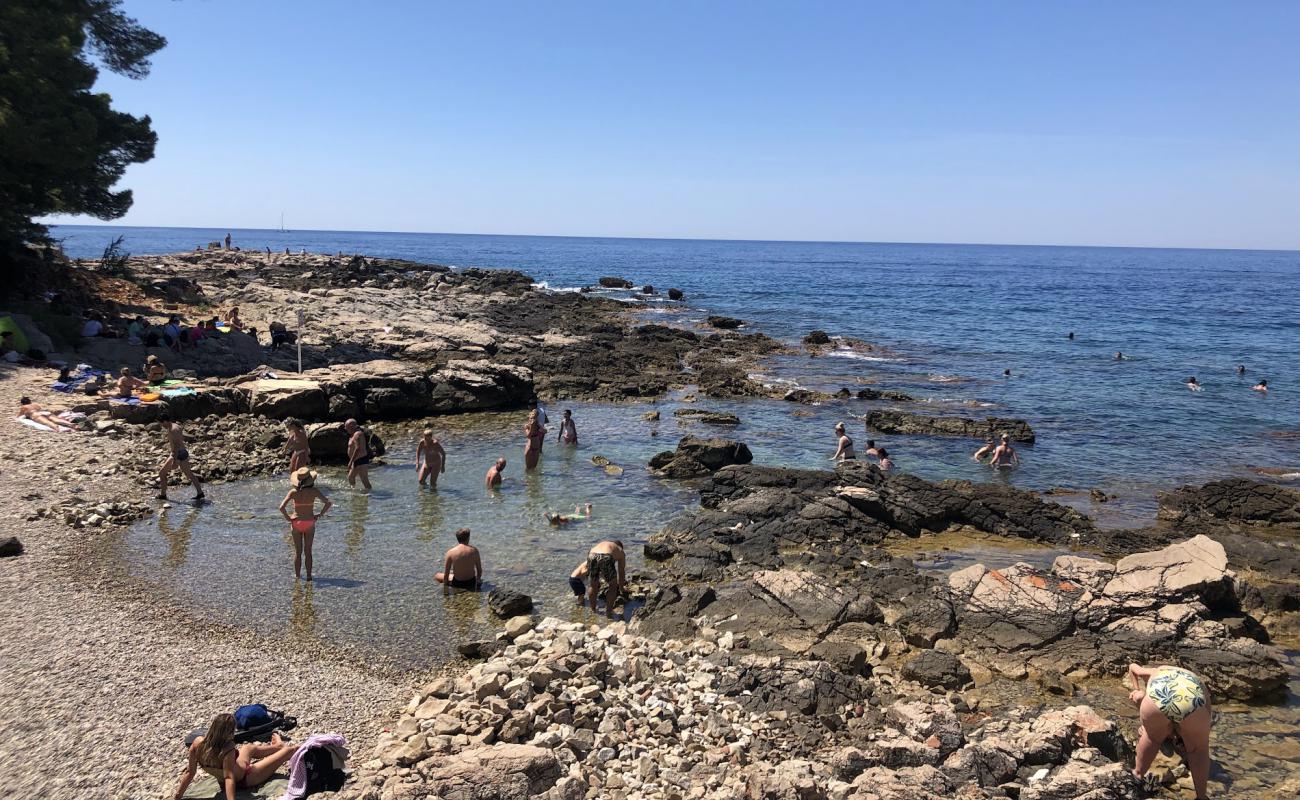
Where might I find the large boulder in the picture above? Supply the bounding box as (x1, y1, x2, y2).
(487, 588, 533, 619)
(649, 435, 753, 478)
(428, 360, 533, 413)
(418, 744, 561, 800)
(865, 410, 1036, 443)
(246, 380, 328, 420)
(1101, 535, 1234, 607)
(305, 422, 385, 461)
(706, 315, 744, 329)
(0, 537, 22, 558)
(598, 276, 633, 288)
(949, 563, 1086, 651)
(901, 650, 971, 690)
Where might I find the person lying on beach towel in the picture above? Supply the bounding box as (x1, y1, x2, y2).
(18, 396, 76, 432)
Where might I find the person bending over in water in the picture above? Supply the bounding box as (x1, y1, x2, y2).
(158, 413, 204, 501)
(557, 409, 578, 445)
(832, 423, 856, 461)
(416, 429, 447, 487)
(116, 367, 147, 398)
(586, 539, 628, 617)
(569, 560, 590, 606)
(283, 418, 310, 471)
(1186, 376, 1202, 392)
(435, 528, 482, 590)
(988, 435, 1020, 470)
(1253, 379, 1269, 393)
(278, 467, 331, 581)
(547, 503, 593, 526)
(171, 713, 299, 800)
(486, 457, 507, 489)
(1127, 663, 1213, 800)
(18, 396, 76, 432)
(972, 438, 995, 462)
(344, 418, 372, 491)
(876, 447, 895, 472)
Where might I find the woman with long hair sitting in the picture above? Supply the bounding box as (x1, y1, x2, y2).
(172, 713, 299, 800)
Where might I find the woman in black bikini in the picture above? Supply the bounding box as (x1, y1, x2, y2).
(171, 713, 299, 800)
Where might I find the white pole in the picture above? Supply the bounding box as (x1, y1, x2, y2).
(296, 307, 305, 374)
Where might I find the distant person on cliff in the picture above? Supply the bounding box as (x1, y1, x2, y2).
(157, 413, 204, 502)
(278, 467, 332, 581)
(116, 367, 146, 399)
(523, 409, 546, 470)
(988, 434, 1019, 470)
(1252, 379, 1269, 393)
(876, 447, 895, 472)
(416, 429, 447, 488)
(435, 528, 481, 590)
(283, 418, 310, 471)
(557, 409, 578, 445)
(224, 232, 231, 249)
(1127, 663, 1213, 800)
(586, 539, 627, 617)
(486, 457, 507, 489)
(344, 418, 372, 491)
(972, 438, 995, 462)
(832, 422, 856, 461)
(1186, 376, 1202, 392)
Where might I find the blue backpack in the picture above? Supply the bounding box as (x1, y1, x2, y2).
(234, 704, 274, 730)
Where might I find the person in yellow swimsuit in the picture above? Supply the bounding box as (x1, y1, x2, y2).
(1127, 663, 1213, 800)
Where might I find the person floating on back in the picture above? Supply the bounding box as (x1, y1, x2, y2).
(278, 467, 331, 581)
(344, 418, 372, 491)
(547, 503, 593, 526)
(416, 429, 446, 488)
(486, 457, 507, 489)
(435, 528, 482, 591)
(158, 413, 204, 501)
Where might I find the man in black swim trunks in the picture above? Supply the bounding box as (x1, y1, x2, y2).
(158, 413, 204, 501)
(435, 528, 482, 590)
(586, 540, 627, 618)
(345, 418, 372, 491)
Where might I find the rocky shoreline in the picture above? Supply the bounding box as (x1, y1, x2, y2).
(2, 250, 1299, 799)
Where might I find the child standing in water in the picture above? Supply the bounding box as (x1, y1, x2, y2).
(557, 409, 578, 445)
(416, 429, 447, 487)
(278, 467, 332, 581)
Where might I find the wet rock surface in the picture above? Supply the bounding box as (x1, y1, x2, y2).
(865, 410, 1037, 443)
(649, 435, 754, 479)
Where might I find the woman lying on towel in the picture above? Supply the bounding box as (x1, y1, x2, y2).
(19, 397, 76, 432)
(172, 713, 300, 800)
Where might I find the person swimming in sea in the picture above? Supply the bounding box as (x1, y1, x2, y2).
(972, 438, 995, 462)
(1237, 364, 1246, 375)
(1252, 379, 1268, 392)
(864, 439, 880, 460)
(832, 422, 856, 461)
(547, 503, 593, 526)
(988, 434, 1020, 470)
(277, 467, 331, 581)
(1115, 351, 1126, 361)
(1186, 376, 1202, 392)
(1003, 368, 1012, 378)
(876, 447, 895, 472)
(486, 457, 507, 489)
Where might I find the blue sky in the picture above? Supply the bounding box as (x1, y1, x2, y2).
(51, 1, 1300, 249)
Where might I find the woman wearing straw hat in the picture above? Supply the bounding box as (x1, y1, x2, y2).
(278, 467, 332, 581)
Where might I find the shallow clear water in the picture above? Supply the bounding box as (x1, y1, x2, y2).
(54, 225, 1300, 499)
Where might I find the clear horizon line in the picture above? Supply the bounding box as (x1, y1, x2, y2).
(45, 221, 1300, 255)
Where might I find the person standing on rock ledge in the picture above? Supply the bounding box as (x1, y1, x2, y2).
(435, 528, 482, 590)
(157, 413, 204, 502)
(344, 419, 372, 491)
(416, 429, 446, 488)
(1127, 663, 1213, 800)
(486, 457, 507, 489)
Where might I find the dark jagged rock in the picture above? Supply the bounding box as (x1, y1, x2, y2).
(803, 330, 832, 346)
(901, 650, 971, 690)
(487, 588, 533, 618)
(667, 287, 684, 300)
(631, 584, 716, 641)
(641, 285, 655, 295)
(672, 408, 740, 425)
(0, 537, 23, 558)
(714, 652, 870, 715)
(304, 422, 385, 461)
(866, 410, 1036, 443)
(855, 387, 916, 402)
(783, 388, 832, 404)
(597, 276, 633, 288)
(649, 435, 753, 478)
(1158, 478, 1300, 527)
(706, 315, 743, 330)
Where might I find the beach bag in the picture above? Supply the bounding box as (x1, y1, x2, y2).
(303, 747, 348, 794)
(234, 703, 274, 729)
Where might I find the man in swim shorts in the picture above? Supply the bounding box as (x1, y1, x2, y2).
(345, 418, 372, 491)
(1128, 663, 1213, 799)
(158, 413, 204, 501)
(416, 429, 446, 488)
(486, 457, 506, 489)
(586, 539, 627, 617)
(435, 528, 482, 590)
(116, 367, 147, 399)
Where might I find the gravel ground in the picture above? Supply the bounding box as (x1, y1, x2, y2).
(0, 367, 411, 799)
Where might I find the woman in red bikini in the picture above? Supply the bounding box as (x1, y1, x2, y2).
(278, 467, 332, 581)
(523, 409, 546, 470)
(172, 713, 299, 800)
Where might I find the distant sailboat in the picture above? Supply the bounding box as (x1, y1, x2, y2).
(279, 212, 288, 233)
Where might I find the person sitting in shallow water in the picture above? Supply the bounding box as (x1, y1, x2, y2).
(435, 528, 482, 590)
(1127, 663, 1213, 800)
(547, 503, 593, 526)
(1252, 379, 1268, 392)
(171, 713, 300, 800)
